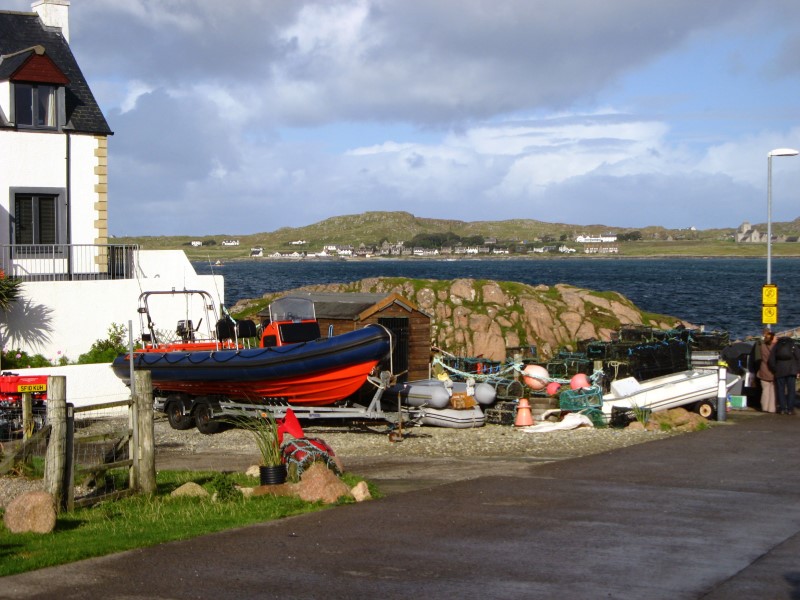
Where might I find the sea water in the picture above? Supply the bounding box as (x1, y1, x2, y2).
(193, 257, 800, 340)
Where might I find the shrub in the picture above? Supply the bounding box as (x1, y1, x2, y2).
(1, 349, 53, 369)
(77, 323, 128, 364)
(208, 473, 243, 502)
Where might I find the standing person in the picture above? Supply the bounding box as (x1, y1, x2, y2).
(756, 330, 777, 413)
(768, 336, 800, 415)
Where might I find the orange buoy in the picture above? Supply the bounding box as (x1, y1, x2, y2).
(522, 364, 549, 391)
(570, 373, 591, 390)
(515, 398, 534, 427)
(546, 381, 561, 396)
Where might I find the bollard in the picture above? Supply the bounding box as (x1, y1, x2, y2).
(716, 362, 727, 422)
(515, 398, 534, 427)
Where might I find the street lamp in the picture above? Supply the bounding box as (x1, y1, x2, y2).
(767, 148, 799, 286)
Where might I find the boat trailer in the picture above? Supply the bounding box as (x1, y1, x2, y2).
(154, 370, 421, 435)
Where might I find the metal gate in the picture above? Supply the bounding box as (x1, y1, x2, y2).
(378, 317, 409, 381)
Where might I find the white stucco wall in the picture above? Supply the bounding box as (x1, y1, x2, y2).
(1, 250, 224, 361)
(67, 133, 101, 244)
(0, 81, 9, 121)
(0, 130, 100, 246)
(16, 363, 130, 409)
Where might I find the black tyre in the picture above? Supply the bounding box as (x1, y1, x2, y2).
(165, 399, 194, 430)
(194, 402, 221, 434)
(694, 399, 716, 419)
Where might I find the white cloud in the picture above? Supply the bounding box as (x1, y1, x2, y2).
(7, 0, 787, 234)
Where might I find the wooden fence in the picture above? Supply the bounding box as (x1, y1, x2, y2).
(36, 371, 156, 512)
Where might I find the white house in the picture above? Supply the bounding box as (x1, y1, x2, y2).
(575, 234, 618, 243)
(0, 1, 221, 361)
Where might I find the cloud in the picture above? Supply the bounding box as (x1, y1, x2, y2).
(7, 0, 799, 234)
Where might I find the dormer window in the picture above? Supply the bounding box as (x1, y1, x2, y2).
(1, 45, 69, 130)
(14, 83, 56, 128)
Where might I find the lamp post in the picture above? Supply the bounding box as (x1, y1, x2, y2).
(767, 148, 799, 286)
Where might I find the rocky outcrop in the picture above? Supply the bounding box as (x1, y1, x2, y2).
(234, 277, 690, 361)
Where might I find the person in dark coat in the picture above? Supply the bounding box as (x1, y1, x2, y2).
(756, 330, 777, 413)
(768, 336, 800, 415)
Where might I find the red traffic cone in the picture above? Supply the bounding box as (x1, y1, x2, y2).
(515, 398, 534, 427)
(277, 408, 304, 444)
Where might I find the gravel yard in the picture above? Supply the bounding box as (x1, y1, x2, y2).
(3, 410, 731, 507)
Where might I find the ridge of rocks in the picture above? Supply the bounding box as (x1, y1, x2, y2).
(234, 277, 690, 361)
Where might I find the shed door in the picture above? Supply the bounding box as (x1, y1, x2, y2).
(378, 317, 409, 381)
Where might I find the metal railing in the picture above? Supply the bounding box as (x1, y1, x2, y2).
(0, 243, 139, 281)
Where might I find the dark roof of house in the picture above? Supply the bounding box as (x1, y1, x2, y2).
(0, 10, 112, 135)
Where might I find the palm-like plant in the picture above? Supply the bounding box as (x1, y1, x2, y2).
(0, 270, 22, 312)
(0, 271, 23, 371)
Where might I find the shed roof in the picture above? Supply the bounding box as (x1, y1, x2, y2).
(257, 292, 427, 321)
(0, 11, 112, 134)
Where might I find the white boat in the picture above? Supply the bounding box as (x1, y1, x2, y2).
(601, 369, 741, 418)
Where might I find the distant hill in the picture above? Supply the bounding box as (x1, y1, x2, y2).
(114, 211, 800, 257)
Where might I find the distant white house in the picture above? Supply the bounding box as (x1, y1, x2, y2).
(575, 234, 618, 243)
(221, 240, 239, 246)
(583, 243, 619, 254)
(191, 240, 203, 247)
(290, 240, 307, 245)
(250, 247, 263, 257)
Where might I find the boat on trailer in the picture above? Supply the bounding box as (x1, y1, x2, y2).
(601, 369, 741, 419)
(112, 292, 395, 432)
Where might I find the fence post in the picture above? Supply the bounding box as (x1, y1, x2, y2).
(43, 376, 68, 512)
(134, 370, 156, 494)
(21, 392, 32, 440)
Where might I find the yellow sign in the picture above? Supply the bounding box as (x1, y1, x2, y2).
(762, 284, 778, 305)
(17, 384, 46, 392)
(762, 305, 778, 325)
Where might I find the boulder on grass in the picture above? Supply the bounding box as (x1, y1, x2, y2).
(3, 490, 56, 534)
(350, 481, 372, 502)
(297, 463, 352, 504)
(170, 482, 209, 498)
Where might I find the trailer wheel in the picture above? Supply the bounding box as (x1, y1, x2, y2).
(194, 402, 221, 435)
(165, 399, 194, 430)
(694, 399, 716, 419)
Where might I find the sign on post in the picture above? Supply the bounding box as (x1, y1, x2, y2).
(762, 284, 778, 325)
(762, 284, 778, 306)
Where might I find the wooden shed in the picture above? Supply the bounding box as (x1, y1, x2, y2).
(258, 292, 431, 382)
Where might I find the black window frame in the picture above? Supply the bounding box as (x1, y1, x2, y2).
(13, 82, 62, 131)
(10, 188, 67, 255)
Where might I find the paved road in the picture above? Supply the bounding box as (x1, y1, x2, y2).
(3, 412, 799, 599)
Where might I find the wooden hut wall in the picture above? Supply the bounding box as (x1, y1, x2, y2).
(317, 306, 431, 381)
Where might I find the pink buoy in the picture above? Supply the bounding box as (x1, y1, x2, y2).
(545, 381, 561, 396)
(570, 373, 591, 390)
(522, 364, 548, 391)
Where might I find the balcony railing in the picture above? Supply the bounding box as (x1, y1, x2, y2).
(0, 244, 139, 282)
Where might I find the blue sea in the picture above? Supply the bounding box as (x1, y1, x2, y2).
(193, 257, 800, 341)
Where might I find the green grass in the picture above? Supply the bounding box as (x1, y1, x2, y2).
(0, 470, 374, 577)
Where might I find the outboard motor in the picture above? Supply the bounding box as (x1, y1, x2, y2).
(176, 320, 194, 342)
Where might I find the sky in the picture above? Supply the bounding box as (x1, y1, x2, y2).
(9, 0, 800, 236)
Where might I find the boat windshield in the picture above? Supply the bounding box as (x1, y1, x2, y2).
(269, 297, 316, 322)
